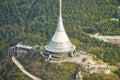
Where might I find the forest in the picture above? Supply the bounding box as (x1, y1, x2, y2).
(0, 0, 120, 80)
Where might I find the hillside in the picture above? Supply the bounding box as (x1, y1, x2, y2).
(1, 51, 119, 80)
(0, 0, 120, 79)
(0, 0, 120, 57)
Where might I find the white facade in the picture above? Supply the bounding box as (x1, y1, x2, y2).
(45, 0, 76, 53)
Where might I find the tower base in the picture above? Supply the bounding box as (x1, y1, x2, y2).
(43, 50, 76, 61)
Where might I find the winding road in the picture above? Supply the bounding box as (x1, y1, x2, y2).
(12, 56, 41, 80)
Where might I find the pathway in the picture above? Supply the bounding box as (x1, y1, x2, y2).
(12, 56, 41, 80)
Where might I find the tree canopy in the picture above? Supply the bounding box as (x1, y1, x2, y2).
(0, 0, 120, 79)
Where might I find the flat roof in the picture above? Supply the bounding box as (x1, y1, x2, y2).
(16, 44, 33, 50)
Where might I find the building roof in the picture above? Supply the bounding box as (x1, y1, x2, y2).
(45, 0, 76, 53)
(16, 44, 33, 50)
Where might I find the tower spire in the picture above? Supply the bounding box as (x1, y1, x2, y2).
(45, 0, 76, 53)
(59, 0, 62, 20)
(56, 0, 64, 32)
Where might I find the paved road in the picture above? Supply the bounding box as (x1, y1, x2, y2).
(90, 35, 120, 42)
(12, 56, 41, 80)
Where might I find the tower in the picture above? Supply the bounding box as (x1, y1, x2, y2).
(44, 0, 76, 60)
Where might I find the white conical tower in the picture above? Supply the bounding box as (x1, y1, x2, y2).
(45, 0, 76, 53)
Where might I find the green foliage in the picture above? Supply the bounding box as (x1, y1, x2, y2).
(0, 76, 3, 80)
(70, 38, 81, 48)
(83, 73, 119, 80)
(0, 0, 120, 59)
(114, 68, 120, 78)
(17, 53, 79, 80)
(0, 58, 29, 80)
(0, 0, 120, 79)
